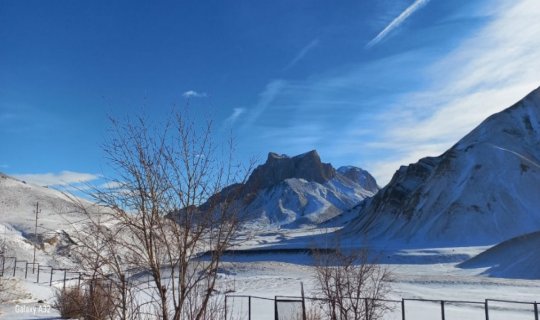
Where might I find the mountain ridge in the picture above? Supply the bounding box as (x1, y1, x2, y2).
(343, 86, 540, 246)
(197, 150, 379, 227)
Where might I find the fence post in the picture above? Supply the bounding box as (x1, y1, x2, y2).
(249, 295, 252, 320)
(485, 299, 489, 320)
(78, 273, 82, 290)
(535, 302, 538, 320)
(37, 266, 40, 283)
(224, 296, 227, 320)
(365, 298, 369, 320)
(441, 300, 445, 320)
(25, 262, 29, 279)
(301, 282, 307, 320)
(274, 296, 278, 320)
(50, 268, 54, 286)
(401, 299, 406, 320)
(63, 269, 67, 290)
(13, 259, 17, 277)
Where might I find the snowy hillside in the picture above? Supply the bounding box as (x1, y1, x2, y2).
(460, 230, 540, 279)
(200, 150, 379, 227)
(344, 86, 540, 246)
(0, 173, 96, 263)
(0, 173, 83, 229)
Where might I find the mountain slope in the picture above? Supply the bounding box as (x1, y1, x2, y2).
(344, 86, 540, 246)
(0, 173, 95, 263)
(202, 150, 379, 227)
(459, 231, 540, 279)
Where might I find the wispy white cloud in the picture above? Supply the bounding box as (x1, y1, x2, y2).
(13, 171, 101, 187)
(283, 38, 320, 71)
(366, 0, 430, 48)
(240, 1, 540, 186)
(224, 108, 246, 125)
(182, 90, 207, 98)
(367, 0, 540, 183)
(98, 181, 124, 190)
(242, 80, 286, 129)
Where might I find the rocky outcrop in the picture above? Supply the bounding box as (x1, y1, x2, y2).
(337, 166, 379, 196)
(193, 150, 378, 227)
(245, 150, 336, 192)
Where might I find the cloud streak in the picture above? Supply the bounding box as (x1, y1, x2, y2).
(13, 171, 101, 187)
(367, 0, 430, 48)
(239, 1, 540, 186)
(283, 38, 320, 71)
(242, 80, 286, 129)
(367, 0, 540, 183)
(224, 107, 246, 125)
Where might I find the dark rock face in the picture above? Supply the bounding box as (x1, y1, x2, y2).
(245, 150, 336, 193)
(369, 156, 441, 219)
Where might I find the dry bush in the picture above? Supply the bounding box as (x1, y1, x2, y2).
(85, 279, 117, 320)
(54, 286, 85, 319)
(0, 278, 22, 304)
(313, 246, 392, 320)
(54, 280, 117, 320)
(303, 305, 324, 320)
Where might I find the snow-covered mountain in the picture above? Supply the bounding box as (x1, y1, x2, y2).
(203, 150, 379, 227)
(344, 86, 540, 246)
(0, 173, 94, 263)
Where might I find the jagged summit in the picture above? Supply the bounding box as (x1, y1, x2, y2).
(198, 150, 378, 227)
(344, 86, 540, 246)
(245, 150, 335, 192)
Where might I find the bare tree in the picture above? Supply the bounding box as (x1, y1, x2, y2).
(312, 245, 392, 320)
(68, 109, 250, 320)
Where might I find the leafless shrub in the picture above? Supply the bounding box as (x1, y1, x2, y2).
(54, 286, 85, 319)
(313, 246, 392, 320)
(303, 305, 324, 320)
(85, 279, 118, 320)
(54, 280, 118, 320)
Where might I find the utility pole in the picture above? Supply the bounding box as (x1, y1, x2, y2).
(33, 202, 40, 273)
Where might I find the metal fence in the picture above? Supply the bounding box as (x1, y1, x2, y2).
(2, 254, 539, 320)
(0, 255, 151, 291)
(225, 295, 540, 320)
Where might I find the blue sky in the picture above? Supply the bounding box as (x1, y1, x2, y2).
(1, 0, 540, 189)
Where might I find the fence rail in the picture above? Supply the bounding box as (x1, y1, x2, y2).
(2, 254, 539, 320)
(225, 295, 540, 320)
(0, 255, 151, 291)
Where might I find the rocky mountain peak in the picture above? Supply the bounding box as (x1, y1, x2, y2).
(245, 149, 336, 192)
(337, 166, 379, 193)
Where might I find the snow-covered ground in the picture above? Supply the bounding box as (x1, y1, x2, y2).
(2, 227, 540, 319)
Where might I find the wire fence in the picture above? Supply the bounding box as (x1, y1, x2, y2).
(2, 254, 540, 320)
(0, 255, 153, 291)
(225, 295, 540, 320)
